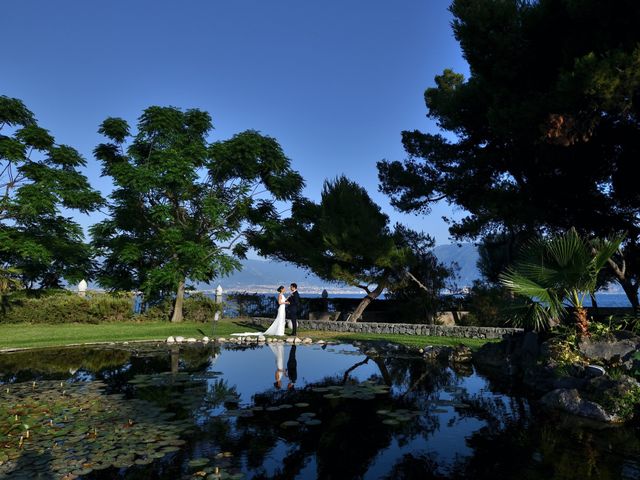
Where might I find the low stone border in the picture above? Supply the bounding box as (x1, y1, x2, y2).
(250, 318, 522, 339)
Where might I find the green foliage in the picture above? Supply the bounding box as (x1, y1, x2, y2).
(457, 283, 511, 327)
(0, 290, 220, 324)
(385, 228, 453, 322)
(500, 229, 622, 331)
(589, 313, 640, 337)
(542, 334, 584, 369)
(0, 96, 103, 287)
(91, 106, 303, 320)
(589, 378, 640, 421)
(250, 176, 450, 320)
(252, 176, 403, 286)
(142, 293, 222, 323)
(0, 290, 134, 324)
(616, 314, 640, 335)
(0, 266, 21, 294)
(476, 232, 531, 285)
(377, 0, 640, 307)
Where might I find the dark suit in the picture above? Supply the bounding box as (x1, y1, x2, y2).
(287, 345, 298, 385)
(288, 290, 300, 335)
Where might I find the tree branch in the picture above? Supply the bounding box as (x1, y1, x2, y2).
(405, 271, 432, 292)
(341, 357, 370, 384)
(607, 256, 626, 279)
(426, 193, 447, 202)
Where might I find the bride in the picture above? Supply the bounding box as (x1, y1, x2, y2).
(231, 286, 288, 336)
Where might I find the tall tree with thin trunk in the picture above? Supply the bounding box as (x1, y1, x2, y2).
(91, 106, 303, 322)
(0, 96, 103, 288)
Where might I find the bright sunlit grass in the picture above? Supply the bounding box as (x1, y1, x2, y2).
(0, 318, 494, 350)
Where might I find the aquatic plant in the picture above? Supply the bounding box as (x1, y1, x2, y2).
(0, 379, 191, 477)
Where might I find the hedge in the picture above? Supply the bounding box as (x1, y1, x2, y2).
(0, 290, 221, 324)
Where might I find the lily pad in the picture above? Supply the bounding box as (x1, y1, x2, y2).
(302, 419, 322, 426)
(188, 458, 210, 468)
(280, 420, 300, 428)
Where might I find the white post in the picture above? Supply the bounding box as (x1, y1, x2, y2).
(78, 279, 88, 298)
(214, 284, 223, 322)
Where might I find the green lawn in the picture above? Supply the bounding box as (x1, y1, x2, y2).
(0, 319, 494, 350)
(298, 330, 493, 349)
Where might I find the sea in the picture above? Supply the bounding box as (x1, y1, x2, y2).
(217, 291, 637, 308)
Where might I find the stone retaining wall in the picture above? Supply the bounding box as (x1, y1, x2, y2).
(250, 318, 522, 339)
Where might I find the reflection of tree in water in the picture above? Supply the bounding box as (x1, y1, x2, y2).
(8, 344, 636, 479)
(371, 350, 459, 421)
(381, 452, 447, 480)
(445, 392, 640, 480)
(114, 345, 231, 417)
(225, 387, 398, 479)
(0, 347, 131, 383)
(190, 348, 448, 479)
(4, 449, 55, 478)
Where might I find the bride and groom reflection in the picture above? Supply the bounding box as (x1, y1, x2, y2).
(270, 344, 297, 390)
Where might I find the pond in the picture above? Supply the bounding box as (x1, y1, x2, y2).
(1, 342, 639, 479)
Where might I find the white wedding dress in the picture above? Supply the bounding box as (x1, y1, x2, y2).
(231, 293, 286, 337)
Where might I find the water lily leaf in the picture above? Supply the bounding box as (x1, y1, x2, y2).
(280, 421, 300, 428)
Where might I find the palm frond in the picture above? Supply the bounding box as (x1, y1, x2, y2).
(590, 235, 624, 273)
(499, 269, 565, 319)
(503, 299, 557, 332)
(499, 228, 620, 331)
(545, 228, 585, 268)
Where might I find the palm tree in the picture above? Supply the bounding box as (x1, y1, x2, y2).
(499, 228, 623, 333)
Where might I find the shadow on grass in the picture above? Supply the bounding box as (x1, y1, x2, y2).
(230, 319, 263, 331)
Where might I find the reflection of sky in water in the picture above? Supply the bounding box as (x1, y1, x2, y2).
(2, 343, 639, 479)
(208, 344, 511, 478)
(209, 344, 381, 405)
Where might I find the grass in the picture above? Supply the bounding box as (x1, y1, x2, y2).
(299, 330, 493, 349)
(0, 320, 259, 350)
(0, 318, 495, 351)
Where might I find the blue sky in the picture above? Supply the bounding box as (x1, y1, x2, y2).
(2, 0, 469, 249)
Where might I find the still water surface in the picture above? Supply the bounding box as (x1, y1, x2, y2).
(1, 342, 639, 479)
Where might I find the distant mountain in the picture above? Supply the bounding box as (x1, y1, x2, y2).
(194, 259, 353, 294)
(195, 243, 482, 292)
(433, 243, 480, 288)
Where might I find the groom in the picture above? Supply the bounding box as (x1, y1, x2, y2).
(288, 283, 300, 336)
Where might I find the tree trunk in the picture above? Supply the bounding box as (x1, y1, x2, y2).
(171, 280, 185, 323)
(605, 254, 639, 312)
(372, 357, 392, 386)
(349, 281, 386, 322)
(589, 292, 598, 309)
(619, 279, 639, 313)
(170, 346, 180, 374)
(574, 307, 589, 336)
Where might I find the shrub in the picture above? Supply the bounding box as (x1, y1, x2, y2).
(0, 290, 134, 324)
(457, 283, 511, 327)
(0, 289, 223, 324)
(140, 293, 222, 322)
